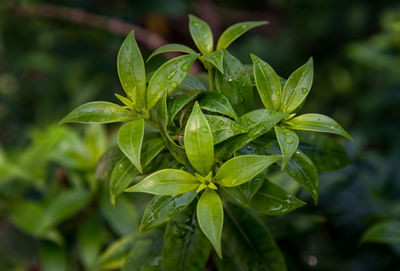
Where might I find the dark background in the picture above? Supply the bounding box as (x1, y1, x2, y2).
(1, 0, 400, 270)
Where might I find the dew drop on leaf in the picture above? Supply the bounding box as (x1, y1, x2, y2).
(286, 138, 293, 144)
(169, 82, 178, 88)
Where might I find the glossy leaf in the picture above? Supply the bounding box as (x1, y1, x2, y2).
(122, 229, 164, 271)
(140, 137, 165, 168)
(140, 191, 196, 230)
(280, 58, 313, 113)
(217, 21, 268, 50)
(216, 202, 287, 271)
(115, 93, 133, 107)
(297, 131, 349, 172)
(245, 180, 305, 215)
(147, 54, 198, 110)
(110, 157, 139, 206)
(202, 49, 224, 73)
(215, 155, 281, 187)
(284, 113, 352, 139)
(216, 109, 287, 160)
(117, 118, 145, 173)
(179, 75, 207, 91)
(252, 140, 319, 203)
(197, 189, 223, 258)
(188, 14, 213, 54)
(222, 172, 265, 206)
(147, 43, 196, 62)
(95, 147, 123, 181)
(184, 102, 214, 176)
(125, 169, 199, 195)
(275, 126, 299, 169)
(167, 91, 203, 124)
(60, 102, 134, 124)
(163, 204, 211, 271)
(361, 220, 400, 244)
(215, 51, 254, 116)
(251, 54, 281, 110)
(205, 115, 247, 144)
(198, 91, 238, 119)
(117, 31, 146, 109)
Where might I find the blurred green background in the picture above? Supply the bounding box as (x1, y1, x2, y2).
(1, 0, 400, 270)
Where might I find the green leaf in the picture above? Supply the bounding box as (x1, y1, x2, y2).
(147, 43, 197, 62)
(122, 229, 164, 271)
(140, 191, 196, 231)
(205, 115, 247, 144)
(110, 157, 139, 206)
(297, 131, 349, 172)
(188, 14, 213, 54)
(215, 51, 254, 116)
(147, 54, 198, 110)
(201, 49, 224, 73)
(125, 169, 199, 195)
(217, 21, 268, 50)
(251, 54, 281, 110)
(163, 203, 211, 271)
(215, 155, 280, 187)
(275, 126, 299, 169)
(216, 202, 287, 271)
(236, 179, 305, 215)
(197, 189, 223, 258)
(361, 220, 400, 244)
(252, 140, 319, 204)
(96, 235, 135, 270)
(141, 137, 165, 168)
(179, 75, 207, 91)
(95, 147, 123, 181)
(60, 102, 134, 124)
(110, 138, 164, 205)
(117, 31, 146, 110)
(184, 102, 214, 176)
(115, 93, 133, 107)
(284, 113, 352, 139)
(216, 109, 287, 160)
(167, 90, 203, 124)
(280, 58, 313, 113)
(198, 91, 238, 119)
(222, 171, 265, 206)
(117, 118, 145, 173)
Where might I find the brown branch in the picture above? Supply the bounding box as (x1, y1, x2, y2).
(6, 3, 201, 73)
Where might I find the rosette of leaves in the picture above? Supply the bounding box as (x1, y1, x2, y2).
(61, 15, 351, 271)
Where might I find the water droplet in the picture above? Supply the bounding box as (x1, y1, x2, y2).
(227, 77, 233, 82)
(302, 88, 308, 94)
(330, 126, 335, 130)
(286, 138, 293, 144)
(169, 82, 178, 88)
(167, 70, 176, 79)
(219, 120, 225, 126)
(181, 64, 189, 71)
(276, 91, 280, 95)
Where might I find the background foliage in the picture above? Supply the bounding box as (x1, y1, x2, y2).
(1, 0, 400, 270)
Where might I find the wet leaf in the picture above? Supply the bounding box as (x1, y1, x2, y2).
(275, 126, 299, 169)
(284, 113, 352, 139)
(147, 43, 196, 62)
(197, 189, 223, 258)
(202, 49, 224, 73)
(189, 14, 213, 54)
(217, 21, 268, 49)
(60, 102, 135, 124)
(198, 91, 238, 119)
(205, 115, 247, 144)
(125, 169, 199, 195)
(140, 191, 196, 230)
(184, 102, 214, 176)
(117, 31, 146, 110)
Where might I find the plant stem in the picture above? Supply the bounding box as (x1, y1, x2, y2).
(208, 67, 215, 91)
